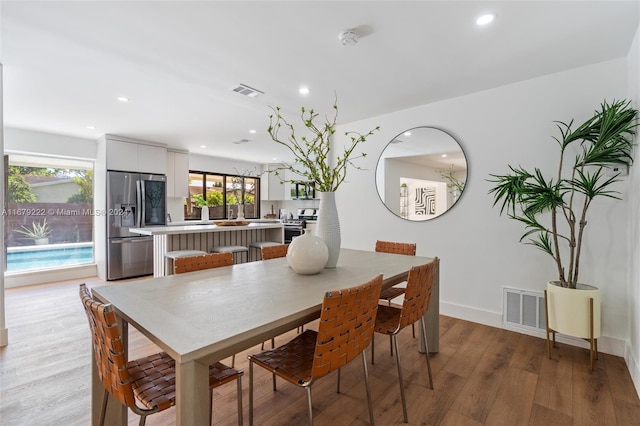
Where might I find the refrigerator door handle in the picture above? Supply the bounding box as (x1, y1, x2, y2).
(131, 236, 153, 243)
(136, 180, 144, 227)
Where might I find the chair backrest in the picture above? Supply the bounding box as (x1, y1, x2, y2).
(375, 240, 416, 256)
(261, 243, 290, 260)
(399, 258, 439, 329)
(311, 274, 383, 379)
(79, 284, 136, 408)
(174, 252, 233, 274)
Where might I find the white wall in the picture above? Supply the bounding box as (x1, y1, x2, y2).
(4, 127, 96, 159)
(335, 58, 632, 355)
(626, 24, 640, 395)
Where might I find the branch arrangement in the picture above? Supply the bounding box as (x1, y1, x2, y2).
(267, 99, 380, 192)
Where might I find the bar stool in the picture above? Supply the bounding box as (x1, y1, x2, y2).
(210, 245, 249, 264)
(165, 250, 207, 275)
(248, 241, 281, 261)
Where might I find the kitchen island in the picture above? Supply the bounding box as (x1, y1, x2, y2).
(130, 221, 284, 276)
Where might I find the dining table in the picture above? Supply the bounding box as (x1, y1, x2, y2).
(90, 248, 440, 426)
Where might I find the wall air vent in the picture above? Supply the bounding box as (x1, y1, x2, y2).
(230, 84, 264, 98)
(503, 287, 546, 333)
(233, 139, 251, 145)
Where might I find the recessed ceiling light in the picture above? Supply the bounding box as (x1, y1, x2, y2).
(299, 87, 310, 95)
(249, 129, 257, 134)
(476, 13, 496, 26)
(200, 145, 207, 149)
(117, 96, 129, 102)
(86, 125, 96, 130)
(404, 132, 412, 136)
(441, 154, 448, 158)
(272, 157, 278, 161)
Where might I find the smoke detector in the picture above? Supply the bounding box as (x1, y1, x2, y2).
(338, 29, 358, 46)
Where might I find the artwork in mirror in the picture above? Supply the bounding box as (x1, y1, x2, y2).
(375, 126, 467, 221)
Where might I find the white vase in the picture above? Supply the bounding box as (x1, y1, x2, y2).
(237, 204, 245, 220)
(200, 205, 210, 222)
(316, 191, 341, 268)
(286, 230, 329, 275)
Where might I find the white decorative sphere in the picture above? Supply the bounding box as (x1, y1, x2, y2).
(286, 230, 329, 275)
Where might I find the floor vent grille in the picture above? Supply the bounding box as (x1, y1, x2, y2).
(503, 288, 546, 333)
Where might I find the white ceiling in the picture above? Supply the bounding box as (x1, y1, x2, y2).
(2, 1, 638, 164)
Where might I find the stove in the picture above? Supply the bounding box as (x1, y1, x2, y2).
(282, 209, 319, 243)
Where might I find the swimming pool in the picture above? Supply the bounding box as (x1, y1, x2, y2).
(6, 243, 94, 272)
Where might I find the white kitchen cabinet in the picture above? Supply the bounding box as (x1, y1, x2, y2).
(261, 164, 291, 201)
(105, 136, 167, 174)
(166, 150, 189, 198)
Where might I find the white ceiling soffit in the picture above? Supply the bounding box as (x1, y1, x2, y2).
(1, 1, 638, 164)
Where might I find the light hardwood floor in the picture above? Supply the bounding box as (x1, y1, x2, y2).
(1, 277, 639, 425)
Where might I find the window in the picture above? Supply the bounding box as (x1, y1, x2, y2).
(186, 171, 259, 220)
(5, 154, 95, 273)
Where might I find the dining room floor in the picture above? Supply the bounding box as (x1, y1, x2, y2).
(1, 276, 639, 425)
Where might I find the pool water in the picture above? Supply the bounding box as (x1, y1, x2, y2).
(7, 245, 94, 272)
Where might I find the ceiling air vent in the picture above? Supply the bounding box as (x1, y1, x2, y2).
(233, 139, 251, 145)
(230, 84, 264, 98)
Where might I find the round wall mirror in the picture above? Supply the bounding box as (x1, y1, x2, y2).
(375, 126, 467, 221)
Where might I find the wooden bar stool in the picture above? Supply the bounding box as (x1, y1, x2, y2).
(248, 241, 281, 261)
(210, 245, 249, 264)
(165, 250, 207, 275)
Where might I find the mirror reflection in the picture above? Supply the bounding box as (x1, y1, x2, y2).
(375, 126, 467, 221)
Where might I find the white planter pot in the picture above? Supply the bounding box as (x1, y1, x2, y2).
(34, 238, 49, 245)
(286, 230, 329, 275)
(546, 281, 601, 339)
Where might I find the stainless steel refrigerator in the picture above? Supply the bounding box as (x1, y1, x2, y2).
(106, 171, 166, 280)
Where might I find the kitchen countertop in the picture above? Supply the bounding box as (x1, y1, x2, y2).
(130, 221, 283, 236)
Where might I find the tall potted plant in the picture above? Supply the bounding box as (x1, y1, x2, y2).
(488, 100, 637, 368)
(267, 99, 379, 267)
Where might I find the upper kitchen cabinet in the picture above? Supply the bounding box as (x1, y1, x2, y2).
(101, 135, 167, 174)
(261, 164, 291, 201)
(166, 150, 189, 198)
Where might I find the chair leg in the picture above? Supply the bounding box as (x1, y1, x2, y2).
(361, 351, 375, 425)
(99, 389, 109, 426)
(420, 317, 434, 389)
(392, 334, 408, 423)
(388, 299, 394, 356)
(249, 361, 254, 426)
(371, 332, 375, 364)
(337, 368, 341, 393)
(306, 386, 314, 426)
(231, 354, 235, 368)
(412, 323, 415, 338)
(237, 375, 244, 426)
(272, 372, 277, 391)
(139, 414, 147, 426)
(271, 337, 275, 348)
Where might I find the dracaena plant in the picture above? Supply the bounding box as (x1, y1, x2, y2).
(267, 99, 380, 192)
(488, 100, 638, 289)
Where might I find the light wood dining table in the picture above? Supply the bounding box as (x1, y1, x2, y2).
(90, 248, 440, 426)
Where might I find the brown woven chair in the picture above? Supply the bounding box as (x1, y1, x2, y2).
(375, 240, 417, 346)
(173, 251, 233, 274)
(248, 275, 383, 426)
(79, 283, 243, 426)
(371, 258, 438, 423)
(260, 243, 290, 260)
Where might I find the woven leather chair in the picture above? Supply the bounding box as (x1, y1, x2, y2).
(173, 251, 233, 274)
(371, 258, 438, 423)
(79, 284, 243, 426)
(248, 275, 383, 426)
(375, 240, 417, 347)
(260, 243, 290, 260)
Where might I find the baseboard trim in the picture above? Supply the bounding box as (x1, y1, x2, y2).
(625, 341, 640, 398)
(440, 300, 626, 357)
